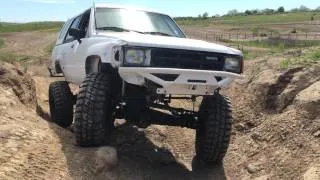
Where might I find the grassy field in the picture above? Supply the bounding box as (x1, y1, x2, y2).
(223, 38, 320, 49)
(0, 21, 63, 33)
(222, 38, 320, 60)
(177, 12, 320, 26)
(178, 11, 320, 62)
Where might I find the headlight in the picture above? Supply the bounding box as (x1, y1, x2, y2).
(224, 56, 243, 73)
(124, 48, 150, 66)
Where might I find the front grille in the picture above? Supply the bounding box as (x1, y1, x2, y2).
(151, 48, 225, 71)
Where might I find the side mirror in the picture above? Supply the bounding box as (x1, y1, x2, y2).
(69, 28, 83, 43)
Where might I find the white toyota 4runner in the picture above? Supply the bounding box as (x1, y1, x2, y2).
(48, 4, 243, 164)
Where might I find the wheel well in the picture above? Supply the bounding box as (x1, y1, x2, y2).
(85, 55, 117, 74)
(85, 55, 101, 74)
(55, 61, 62, 73)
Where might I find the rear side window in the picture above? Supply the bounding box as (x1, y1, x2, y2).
(64, 15, 82, 43)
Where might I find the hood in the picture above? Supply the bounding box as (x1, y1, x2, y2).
(95, 32, 242, 55)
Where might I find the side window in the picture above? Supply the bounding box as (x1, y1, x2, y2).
(64, 15, 82, 43)
(58, 20, 72, 40)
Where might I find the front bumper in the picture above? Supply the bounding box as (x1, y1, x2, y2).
(119, 67, 243, 95)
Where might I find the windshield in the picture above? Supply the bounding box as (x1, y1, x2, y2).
(95, 8, 186, 38)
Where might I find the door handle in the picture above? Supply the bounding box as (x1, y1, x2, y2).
(71, 44, 75, 48)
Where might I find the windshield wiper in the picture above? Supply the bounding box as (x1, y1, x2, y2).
(144, 31, 174, 37)
(96, 26, 144, 34)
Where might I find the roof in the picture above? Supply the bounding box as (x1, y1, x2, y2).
(94, 4, 165, 15)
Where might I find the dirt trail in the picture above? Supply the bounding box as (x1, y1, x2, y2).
(0, 31, 319, 180)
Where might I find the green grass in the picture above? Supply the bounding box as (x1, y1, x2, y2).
(177, 12, 320, 26)
(279, 59, 290, 69)
(0, 21, 63, 33)
(177, 19, 213, 27)
(280, 49, 320, 69)
(309, 51, 320, 60)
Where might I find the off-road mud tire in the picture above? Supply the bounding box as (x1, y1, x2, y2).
(49, 81, 74, 127)
(74, 73, 115, 147)
(195, 94, 232, 164)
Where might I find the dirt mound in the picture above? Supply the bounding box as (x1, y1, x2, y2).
(226, 57, 320, 179)
(0, 62, 37, 108)
(249, 66, 320, 114)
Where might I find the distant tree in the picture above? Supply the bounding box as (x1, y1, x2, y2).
(262, 8, 275, 14)
(198, 14, 202, 18)
(299, 5, 310, 12)
(278, 6, 285, 13)
(227, 9, 239, 16)
(202, 12, 209, 19)
(252, 9, 259, 14)
(245, 10, 252, 15)
(316, 6, 320, 11)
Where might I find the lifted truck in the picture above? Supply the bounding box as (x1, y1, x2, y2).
(48, 4, 243, 164)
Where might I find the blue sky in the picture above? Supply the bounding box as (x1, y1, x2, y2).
(0, 0, 319, 22)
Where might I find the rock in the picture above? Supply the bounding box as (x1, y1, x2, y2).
(95, 146, 118, 174)
(304, 165, 320, 180)
(314, 130, 320, 138)
(114, 119, 126, 127)
(246, 163, 262, 174)
(235, 123, 246, 131)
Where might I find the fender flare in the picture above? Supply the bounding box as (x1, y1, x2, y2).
(86, 40, 126, 68)
(85, 56, 117, 75)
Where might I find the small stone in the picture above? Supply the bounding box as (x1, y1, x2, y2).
(313, 130, 320, 137)
(247, 163, 262, 174)
(95, 146, 118, 174)
(235, 123, 246, 131)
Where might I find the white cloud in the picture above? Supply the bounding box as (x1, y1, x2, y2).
(21, 0, 77, 4)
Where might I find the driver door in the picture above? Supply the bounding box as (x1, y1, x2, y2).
(63, 10, 91, 84)
(61, 15, 82, 83)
